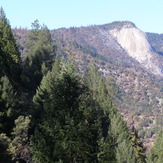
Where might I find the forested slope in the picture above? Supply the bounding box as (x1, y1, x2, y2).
(0, 8, 162, 162)
(13, 21, 163, 150)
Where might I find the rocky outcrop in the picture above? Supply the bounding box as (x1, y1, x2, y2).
(109, 24, 163, 76)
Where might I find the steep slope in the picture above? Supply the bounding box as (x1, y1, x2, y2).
(52, 22, 163, 77)
(146, 32, 163, 56)
(51, 22, 163, 149)
(52, 24, 143, 70)
(13, 21, 163, 150)
(109, 23, 163, 76)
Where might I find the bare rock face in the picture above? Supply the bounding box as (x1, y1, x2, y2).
(109, 24, 163, 77)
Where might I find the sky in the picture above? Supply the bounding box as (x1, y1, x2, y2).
(0, 0, 163, 33)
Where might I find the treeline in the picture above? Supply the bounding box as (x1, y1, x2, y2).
(0, 8, 162, 163)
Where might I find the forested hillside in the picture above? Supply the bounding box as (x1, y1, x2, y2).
(147, 32, 163, 56)
(49, 22, 162, 149)
(0, 8, 163, 163)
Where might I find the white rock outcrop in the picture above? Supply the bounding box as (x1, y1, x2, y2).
(109, 26, 163, 76)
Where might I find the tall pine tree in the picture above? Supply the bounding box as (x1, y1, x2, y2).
(130, 127, 146, 163)
(85, 63, 136, 162)
(0, 7, 21, 83)
(30, 59, 109, 162)
(22, 20, 55, 93)
(0, 76, 19, 135)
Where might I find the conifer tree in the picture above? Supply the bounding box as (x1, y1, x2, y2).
(31, 60, 86, 162)
(0, 76, 19, 135)
(99, 111, 136, 163)
(146, 130, 163, 163)
(30, 59, 109, 162)
(30, 61, 138, 162)
(22, 20, 55, 93)
(130, 127, 146, 163)
(0, 7, 21, 82)
(85, 63, 136, 162)
(116, 139, 136, 163)
(8, 116, 31, 163)
(0, 133, 11, 163)
(85, 62, 113, 115)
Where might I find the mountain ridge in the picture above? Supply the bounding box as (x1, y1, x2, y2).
(52, 21, 163, 77)
(13, 21, 163, 149)
(51, 21, 163, 149)
(109, 23, 163, 76)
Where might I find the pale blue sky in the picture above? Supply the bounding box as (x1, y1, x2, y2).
(1, 0, 163, 33)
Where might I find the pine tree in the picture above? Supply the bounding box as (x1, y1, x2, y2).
(30, 61, 138, 162)
(146, 130, 163, 163)
(116, 139, 136, 163)
(102, 112, 136, 163)
(0, 76, 19, 135)
(85, 63, 136, 162)
(30, 59, 108, 162)
(0, 133, 12, 163)
(130, 127, 146, 163)
(0, 7, 21, 82)
(85, 62, 113, 115)
(22, 20, 55, 93)
(8, 116, 31, 163)
(31, 60, 86, 162)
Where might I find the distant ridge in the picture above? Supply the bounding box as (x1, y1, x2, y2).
(13, 21, 163, 149)
(52, 21, 163, 77)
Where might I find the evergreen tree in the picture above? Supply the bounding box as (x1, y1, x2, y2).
(30, 59, 108, 162)
(22, 20, 55, 93)
(0, 76, 19, 135)
(105, 76, 121, 105)
(0, 7, 21, 82)
(146, 130, 163, 163)
(85, 63, 136, 162)
(0, 133, 12, 163)
(116, 139, 136, 163)
(8, 116, 31, 163)
(85, 62, 113, 115)
(130, 127, 146, 163)
(100, 111, 136, 163)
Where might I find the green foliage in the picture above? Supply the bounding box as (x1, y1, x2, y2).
(107, 112, 136, 162)
(84, 63, 137, 163)
(98, 112, 136, 163)
(146, 130, 163, 163)
(31, 60, 93, 162)
(22, 20, 55, 93)
(8, 116, 31, 162)
(0, 7, 20, 81)
(85, 63, 113, 114)
(106, 76, 120, 101)
(0, 133, 11, 163)
(0, 76, 19, 135)
(130, 128, 146, 163)
(30, 60, 126, 162)
(110, 113, 129, 144)
(116, 140, 136, 163)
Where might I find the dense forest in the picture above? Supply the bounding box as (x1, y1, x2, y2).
(0, 8, 162, 163)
